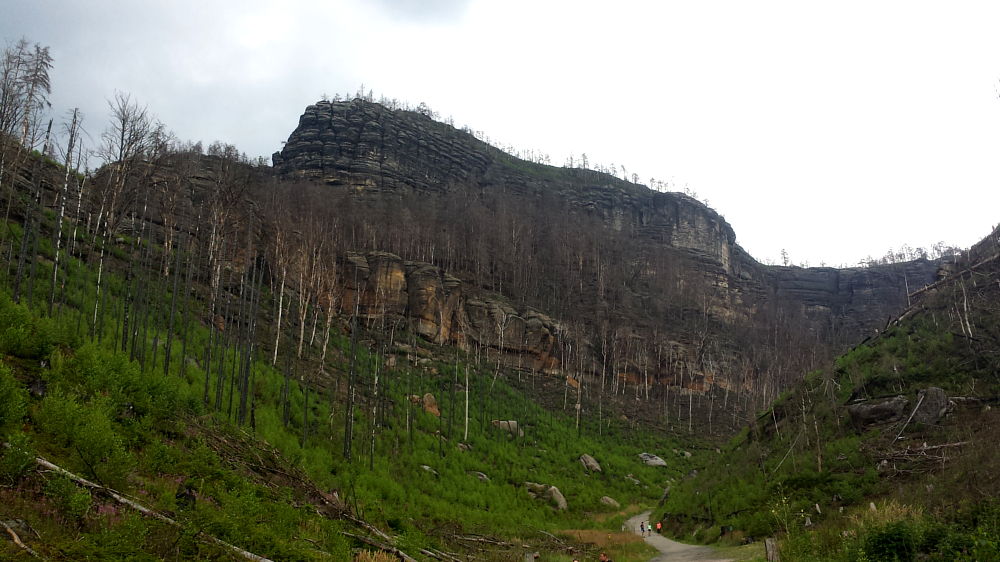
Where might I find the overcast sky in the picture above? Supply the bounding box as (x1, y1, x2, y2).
(5, 0, 1000, 267)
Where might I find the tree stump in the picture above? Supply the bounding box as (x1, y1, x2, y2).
(764, 537, 780, 561)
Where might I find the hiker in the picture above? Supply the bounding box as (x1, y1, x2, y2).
(639, 522, 645, 535)
(656, 521, 662, 534)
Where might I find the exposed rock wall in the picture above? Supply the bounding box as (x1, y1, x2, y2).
(274, 99, 943, 396)
(340, 251, 562, 373)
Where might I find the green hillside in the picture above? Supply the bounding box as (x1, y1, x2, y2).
(0, 190, 675, 560)
(654, 242, 1000, 561)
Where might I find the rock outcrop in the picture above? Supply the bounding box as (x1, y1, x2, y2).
(422, 393, 440, 417)
(492, 420, 524, 437)
(525, 482, 568, 510)
(580, 454, 602, 473)
(271, 99, 947, 431)
(848, 396, 909, 428)
(638, 453, 667, 467)
(912, 387, 954, 426)
(600, 496, 620, 508)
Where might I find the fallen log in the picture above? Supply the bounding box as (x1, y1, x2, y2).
(1, 519, 42, 559)
(342, 531, 418, 562)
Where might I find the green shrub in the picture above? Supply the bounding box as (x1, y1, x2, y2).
(0, 362, 27, 434)
(864, 520, 916, 562)
(0, 430, 36, 484)
(44, 474, 93, 523)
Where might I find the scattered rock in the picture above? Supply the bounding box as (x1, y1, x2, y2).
(638, 453, 667, 467)
(423, 393, 440, 417)
(848, 395, 909, 428)
(624, 474, 640, 486)
(659, 486, 671, 506)
(458, 443, 472, 452)
(525, 482, 567, 510)
(580, 454, 602, 472)
(468, 471, 490, 482)
(545, 486, 568, 510)
(492, 420, 524, 437)
(600, 496, 620, 508)
(912, 387, 954, 425)
(421, 465, 438, 476)
(682, 451, 692, 458)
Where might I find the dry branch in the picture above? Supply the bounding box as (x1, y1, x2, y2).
(1, 519, 42, 559)
(342, 531, 418, 562)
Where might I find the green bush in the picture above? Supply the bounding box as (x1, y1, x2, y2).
(0, 430, 36, 484)
(44, 474, 93, 523)
(0, 362, 28, 434)
(864, 521, 916, 562)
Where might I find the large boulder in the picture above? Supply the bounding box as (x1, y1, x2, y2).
(600, 496, 620, 508)
(492, 420, 524, 437)
(545, 486, 568, 510)
(423, 393, 440, 417)
(580, 454, 602, 472)
(525, 482, 568, 510)
(848, 395, 909, 428)
(912, 387, 954, 425)
(639, 453, 668, 467)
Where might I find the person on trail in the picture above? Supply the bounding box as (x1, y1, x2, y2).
(639, 522, 645, 535)
(656, 521, 662, 534)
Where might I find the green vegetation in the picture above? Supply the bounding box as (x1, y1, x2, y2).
(0, 217, 683, 560)
(654, 256, 1000, 561)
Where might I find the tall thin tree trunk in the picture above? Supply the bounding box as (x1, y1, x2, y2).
(49, 109, 78, 316)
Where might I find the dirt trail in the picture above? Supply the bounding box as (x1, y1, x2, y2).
(624, 511, 732, 562)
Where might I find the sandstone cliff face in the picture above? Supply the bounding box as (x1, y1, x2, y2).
(273, 99, 943, 400)
(340, 251, 561, 373)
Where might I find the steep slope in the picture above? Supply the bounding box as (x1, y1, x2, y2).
(654, 229, 1000, 560)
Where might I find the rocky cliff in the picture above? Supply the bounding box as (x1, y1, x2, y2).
(271, 99, 945, 426)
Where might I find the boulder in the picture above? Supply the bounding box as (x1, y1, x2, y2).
(544, 486, 568, 510)
(638, 453, 667, 467)
(600, 496, 620, 508)
(848, 395, 909, 428)
(580, 454, 602, 472)
(421, 465, 438, 476)
(525, 482, 567, 510)
(492, 420, 524, 437)
(468, 471, 490, 482)
(912, 387, 953, 425)
(423, 393, 440, 417)
(525, 482, 548, 495)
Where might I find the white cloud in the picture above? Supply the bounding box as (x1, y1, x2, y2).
(3, 0, 999, 266)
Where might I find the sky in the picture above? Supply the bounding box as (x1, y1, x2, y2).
(4, 0, 1000, 267)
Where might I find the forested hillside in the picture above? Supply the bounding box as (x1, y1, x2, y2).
(655, 224, 1000, 561)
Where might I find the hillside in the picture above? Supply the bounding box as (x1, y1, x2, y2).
(653, 224, 1000, 561)
(0, 135, 683, 560)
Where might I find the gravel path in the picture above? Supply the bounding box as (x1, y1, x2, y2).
(625, 511, 733, 562)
